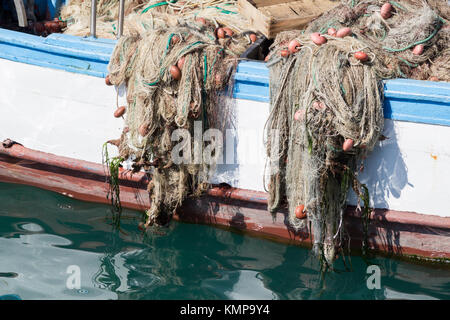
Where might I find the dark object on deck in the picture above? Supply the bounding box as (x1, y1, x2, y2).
(240, 35, 273, 61)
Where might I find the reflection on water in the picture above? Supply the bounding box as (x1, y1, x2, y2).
(0, 182, 449, 300)
(203, 270, 278, 300)
(0, 231, 117, 300)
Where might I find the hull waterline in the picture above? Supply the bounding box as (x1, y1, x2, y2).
(1, 143, 449, 262)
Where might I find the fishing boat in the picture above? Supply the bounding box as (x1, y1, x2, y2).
(0, 0, 449, 264)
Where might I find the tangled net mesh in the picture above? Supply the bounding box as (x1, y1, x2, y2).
(106, 16, 253, 226)
(60, 0, 253, 39)
(60, 0, 448, 267)
(265, 0, 449, 267)
(303, 0, 449, 81)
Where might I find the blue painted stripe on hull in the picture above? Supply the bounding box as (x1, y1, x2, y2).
(1, 28, 449, 126)
(0, 29, 115, 77)
(232, 61, 450, 127)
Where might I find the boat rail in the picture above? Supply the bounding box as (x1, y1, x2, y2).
(90, 0, 124, 39)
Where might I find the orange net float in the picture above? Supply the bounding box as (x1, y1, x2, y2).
(295, 205, 306, 219)
(170, 65, 181, 80)
(381, 3, 393, 19)
(105, 75, 113, 86)
(280, 49, 290, 57)
(216, 28, 225, 39)
(310, 32, 327, 45)
(288, 39, 301, 54)
(327, 28, 337, 36)
(114, 106, 126, 118)
(171, 35, 180, 45)
(342, 138, 354, 151)
(354, 51, 369, 62)
(294, 109, 305, 121)
(336, 27, 352, 38)
(412, 44, 424, 55)
(223, 27, 233, 37)
(138, 122, 150, 137)
(177, 56, 186, 70)
(313, 101, 326, 111)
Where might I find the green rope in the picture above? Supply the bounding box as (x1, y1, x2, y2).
(319, 20, 337, 34)
(179, 41, 205, 55)
(166, 33, 175, 52)
(383, 26, 440, 52)
(141, 1, 168, 14)
(398, 57, 418, 68)
(378, 28, 386, 41)
(201, 54, 209, 128)
(389, 1, 407, 11)
(203, 53, 208, 82)
(144, 80, 160, 86)
(143, 40, 204, 87)
(340, 83, 346, 96)
(396, 66, 407, 78)
(143, 34, 174, 87)
(206, 6, 238, 14)
(157, 34, 176, 79)
(209, 48, 224, 76)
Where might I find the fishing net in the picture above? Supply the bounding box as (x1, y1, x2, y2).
(61, 0, 448, 267)
(105, 17, 254, 226)
(264, 0, 448, 267)
(302, 0, 449, 81)
(60, 0, 145, 38)
(60, 1, 256, 227)
(60, 0, 253, 39)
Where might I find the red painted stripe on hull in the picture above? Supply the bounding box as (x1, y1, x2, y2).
(0, 143, 449, 261)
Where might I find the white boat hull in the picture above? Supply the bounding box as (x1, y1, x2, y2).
(1, 58, 449, 218)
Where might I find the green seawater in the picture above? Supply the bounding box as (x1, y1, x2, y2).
(0, 182, 449, 300)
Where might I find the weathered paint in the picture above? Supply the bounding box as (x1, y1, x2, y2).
(0, 29, 114, 77)
(234, 61, 450, 127)
(1, 58, 450, 217)
(232, 98, 450, 218)
(1, 28, 449, 125)
(0, 143, 449, 260)
(0, 30, 449, 260)
(0, 58, 124, 163)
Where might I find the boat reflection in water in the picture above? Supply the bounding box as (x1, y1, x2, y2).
(0, 182, 448, 300)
